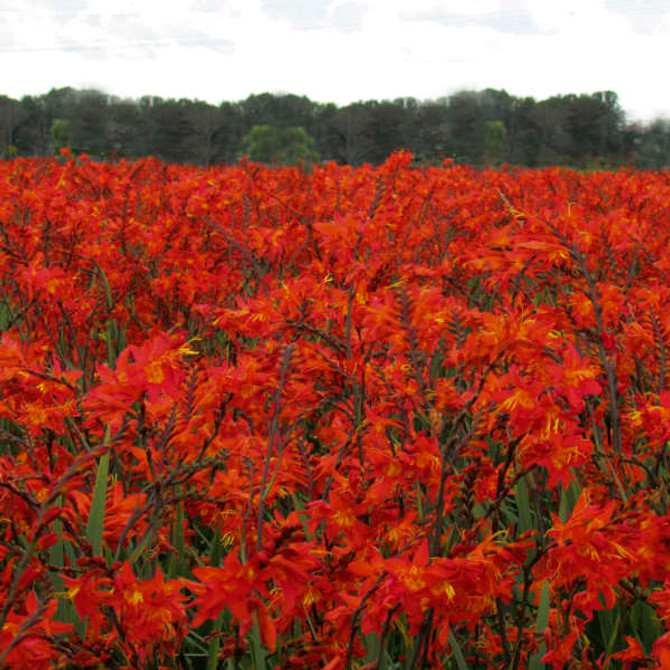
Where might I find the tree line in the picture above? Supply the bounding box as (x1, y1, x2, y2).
(0, 86, 668, 168)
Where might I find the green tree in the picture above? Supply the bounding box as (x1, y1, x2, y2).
(211, 102, 244, 164)
(0, 96, 22, 158)
(484, 120, 508, 165)
(16, 95, 49, 156)
(184, 101, 223, 166)
(240, 124, 318, 165)
(533, 96, 573, 165)
(366, 100, 413, 164)
(50, 118, 71, 154)
(508, 96, 541, 166)
(150, 98, 199, 163)
(70, 89, 110, 156)
(1, 84, 650, 166)
(106, 97, 141, 158)
(445, 90, 485, 164)
(411, 102, 450, 163)
(634, 119, 670, 169)
(330, 104, 374, 165)
(566, 91, 625, 160)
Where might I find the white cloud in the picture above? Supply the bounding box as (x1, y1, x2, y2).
(0, 0, 667, 121)
(353, 0, 502, 18)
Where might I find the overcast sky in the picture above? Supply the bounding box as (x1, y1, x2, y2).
(2, 0, 668, 123)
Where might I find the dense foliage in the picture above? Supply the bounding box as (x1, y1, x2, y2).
(1, 86, 668, 167)
(1, 153, 670, 668)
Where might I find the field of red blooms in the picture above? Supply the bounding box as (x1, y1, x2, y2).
(1, 151, 670, 669)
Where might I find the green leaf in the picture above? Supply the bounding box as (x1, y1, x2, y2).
(50, 495, 65, 570)
(364, 631, 381, 665)
(50, 495, 79, 626)
(168, 502, 190, 578)
(249, 616, 267, 670)
(429, 346, 445, 380)
(0, 300, 12, 332)
(528, 580, 550, 670)
(86, 427, 111, 558)
(631, 600, 662, 655)
(449, 630, 470, 670)
(97, 263, 114, 312)
(205, 612, 225, 670)
(558, 474, 581, 523)
(516, 475, 533, 534)
(602, 605, 621, 657)
(50, 496, 86, 634)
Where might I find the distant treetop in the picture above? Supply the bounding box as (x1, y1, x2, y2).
(0, 87, 667, 168)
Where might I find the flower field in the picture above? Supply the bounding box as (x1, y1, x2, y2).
(2, 151, 670, 669)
